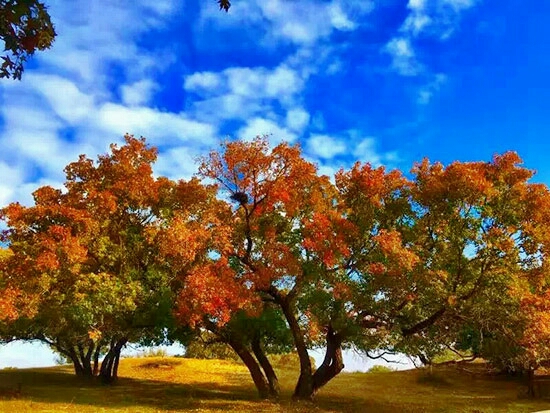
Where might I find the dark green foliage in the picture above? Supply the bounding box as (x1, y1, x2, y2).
(0, 0, 56, 79)
(184, 331, 239, 360)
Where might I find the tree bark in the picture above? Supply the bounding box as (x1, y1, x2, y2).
(41, 338, 94, 377)
(100, 338, 127, 384)
(279, 298, 314, 400)
(227, 338, 270, 399)
(527, 367, 536, 398)
(311, 326, 344, 395)
(68, 347, 94, 377)
(93, 345, 101, 376)
(251, 336, 280, 398)
(71, 355, 85, 376)
(79, 343, 94, 376)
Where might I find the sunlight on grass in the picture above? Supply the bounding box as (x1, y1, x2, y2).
(0, 357, 548, 412)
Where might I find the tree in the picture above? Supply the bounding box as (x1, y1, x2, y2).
(0, 0, 55, 79)
(202, 306, 293, 399)
(0, 248, 20, 322)
(188, 137, 418, 399)
(191, 138, 550, 400)
(192, 137, 348, 399)
(390, 153, 550, 379)
(0, 135, 216, 382)
(217, 0, 231, 11)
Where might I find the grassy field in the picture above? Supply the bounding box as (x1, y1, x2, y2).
(0, 357, 548, 412)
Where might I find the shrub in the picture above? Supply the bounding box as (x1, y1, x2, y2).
(367, 365, 394, 373)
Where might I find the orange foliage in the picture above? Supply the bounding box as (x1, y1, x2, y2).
(176, 259, 260, 328)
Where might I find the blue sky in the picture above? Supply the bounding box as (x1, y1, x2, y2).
(0, 0, 542, 369)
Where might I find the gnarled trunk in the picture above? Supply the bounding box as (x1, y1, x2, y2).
(100, 338, 127, 384)
(278, 298, 314, 400)
(93, 345, 101, 376)
(227, 337, 271, 399)
(279, 298, 345, 400)
(311, 326, 344, 394)
(65, 344, 95, 377)
(251, 336, 280, 398)
(527, 367, 536, 398)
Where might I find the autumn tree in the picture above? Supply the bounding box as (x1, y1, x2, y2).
(189, 137, 550, 401)
(385, 154, 550, 375)
(0, 135, 220, 382)
(190, 137, 416, 399)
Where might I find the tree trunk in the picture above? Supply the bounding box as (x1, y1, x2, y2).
(67, 347, 94, 377)
(113, 349, 121, 380)
(228, 338, 270, 399)
(279, 299, 314, 400)
(71, 355, 85, 376)
(79, 343, 94, 376)
(44, 339, 94, 377)
(251, 336, 280, 398)
(100, 338, 127, 384)
(528, 367, 536, 398)
(311, 326, 344, 396)
(93, 345, 101, 376)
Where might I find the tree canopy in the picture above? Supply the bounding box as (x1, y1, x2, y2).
(1, 135, 550, 400)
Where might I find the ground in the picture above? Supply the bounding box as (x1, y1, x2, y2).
(0, 357, 548, 412)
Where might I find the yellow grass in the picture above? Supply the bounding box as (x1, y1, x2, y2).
(0, 357, 548, 412)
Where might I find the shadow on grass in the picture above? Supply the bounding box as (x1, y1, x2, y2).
(0, 367, 265, 411)
(1, 365, 549, 412)
(0, 367, 415, 413)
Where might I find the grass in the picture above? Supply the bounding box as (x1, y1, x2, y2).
(0, 357, 548, 412)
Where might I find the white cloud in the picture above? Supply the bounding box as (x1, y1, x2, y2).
(186, 65, 304, 102)
(384, 37, 421, 76)
(184, 72, 223, 93)
(286, 108, 310, 132)
(198, 0, 374, 45)
(24, 74, 95, 124)
(402, 12, 432, 35)
(316, 162, 345, 180)
(443, 0, 476, 11)
(408, 0, 427, 11)
(353, 136, 399, 167)
(0, 70, 218, 207)
(225, 67, 267, 97)
(265, 66, 304, 99)
(238, 118, 297, 144)
(184, 64, 306, 126)
(191, 94, 266, 123)
(354, 137, 382, 166)
(38, 0, 178, 93)
(96, 103, 217, 146)
(154, 146, 203, 181)
(307, 134, 347, 159)
(121, 80, 159, 107)
(0, 162, 24, 207)
(400, 0, 477, 39)
(417, 73, 447, 104)
(329, 3, 357, 31)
